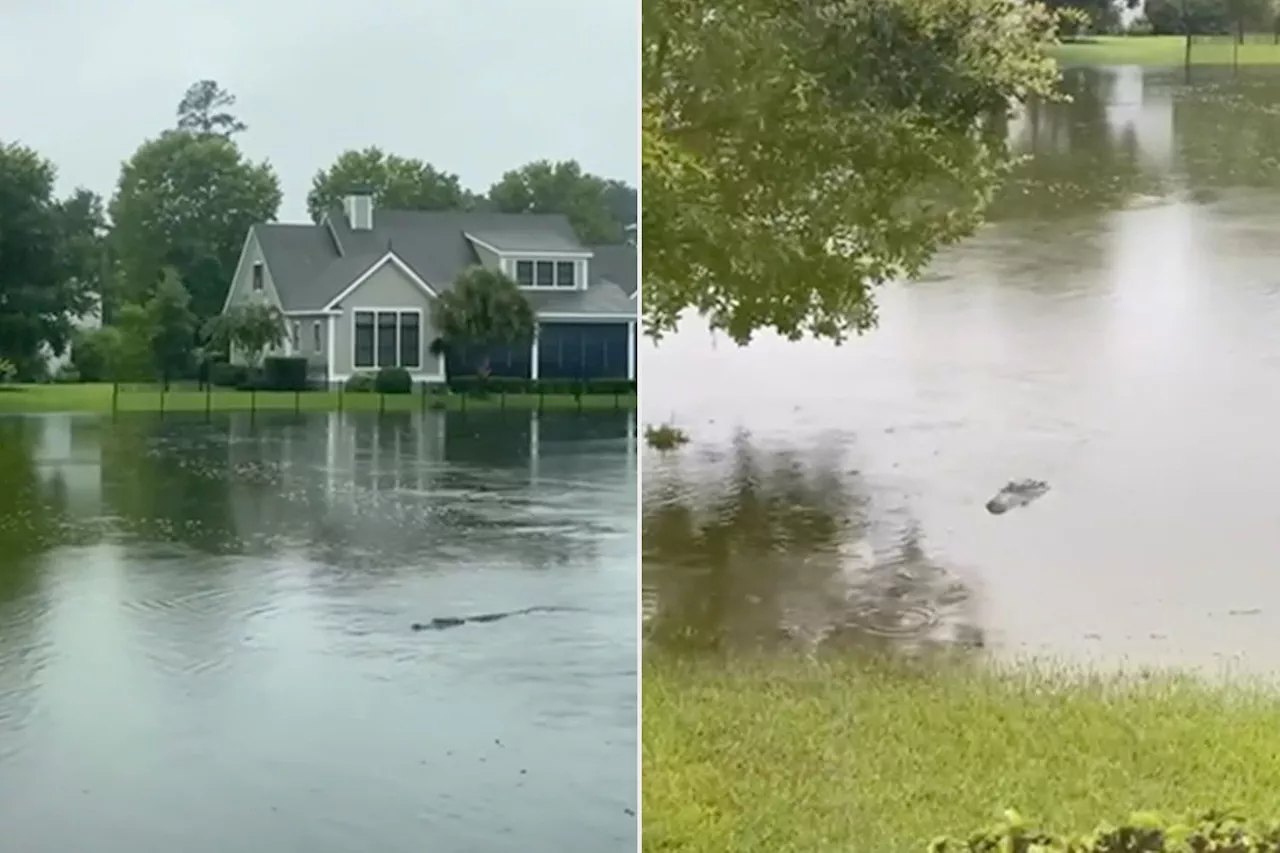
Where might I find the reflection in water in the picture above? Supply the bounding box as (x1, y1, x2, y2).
(643, 66, 1280, 674)
(643, 434, 981, 657)
(0, 410, 637, 853)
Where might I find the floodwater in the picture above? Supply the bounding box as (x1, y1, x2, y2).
(643, 65, 1280, 673)
(0, 409, 637, 852)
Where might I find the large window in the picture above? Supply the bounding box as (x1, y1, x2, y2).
(252, 261, 264, 291)
(353, 310, 424, 370)
(514, 259, 577, 289)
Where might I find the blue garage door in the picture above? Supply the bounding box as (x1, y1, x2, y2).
(538, 322, 629, 380)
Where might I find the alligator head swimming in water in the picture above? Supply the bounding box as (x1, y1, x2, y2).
(985, 479, 1050, 515)
(411, 605, 579, 631)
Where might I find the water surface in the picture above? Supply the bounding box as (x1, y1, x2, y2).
(643, 65, 1280, 673)
(0, 409, 637, 852)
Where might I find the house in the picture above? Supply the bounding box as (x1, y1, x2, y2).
(219, 192, 638, 385)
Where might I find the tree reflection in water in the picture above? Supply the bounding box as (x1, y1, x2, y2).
(643, 432, 984, 657)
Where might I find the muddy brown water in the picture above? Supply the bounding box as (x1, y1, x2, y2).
(643, 65, 1280, 673)
(0, 409, 637, 851)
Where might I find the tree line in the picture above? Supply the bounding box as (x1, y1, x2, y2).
(0, 79, 637, 383)
(1049, 0, 1280, 35)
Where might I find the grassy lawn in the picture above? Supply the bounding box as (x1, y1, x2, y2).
(1051, 34, 1280, 67)
(0, 383, 635, 414)
(643, 653, 1280, 853)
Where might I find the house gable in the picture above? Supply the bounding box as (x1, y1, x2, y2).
(222, 227, 286, 313)
(322, 251, 437, 311)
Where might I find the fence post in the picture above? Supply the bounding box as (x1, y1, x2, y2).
(294, 390, 301, 415)
(338, 382, 344, 413)
(420, 380, 426, 413)
(250, 388, 257, 424)
(159, 386, 166, 419)
(205, 383, 212, 421)
(111, 382, 119, 417)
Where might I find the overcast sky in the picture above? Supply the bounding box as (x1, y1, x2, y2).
(1, 0, 638, 221)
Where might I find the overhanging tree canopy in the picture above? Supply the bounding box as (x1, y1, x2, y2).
(642, 0, 1062, 344)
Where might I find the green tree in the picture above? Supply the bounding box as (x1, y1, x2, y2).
(176, 79, 247, 137)
(0, 142, 99, 372)
(70, 326, 124, 382)
(146, 267, 197, 388)
(108, 129, 281, 324)
(203, 303, 287, 369)
(642, 0, 1060, 344)
(435, 267, 536, 378)
(305, 147, 470, 222)
(488, 160, 625, 244)
(113, 304, 157, 382)
(1039, 0, 1129, 32)
(602, 178, 638, 228)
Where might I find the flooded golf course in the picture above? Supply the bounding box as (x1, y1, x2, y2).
(643, 64, 1280, 674)
(0, 409, 637, 851)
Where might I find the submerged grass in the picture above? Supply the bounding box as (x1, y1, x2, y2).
(1051, 35, 1280, 67)
(643, 653, 1280, 853)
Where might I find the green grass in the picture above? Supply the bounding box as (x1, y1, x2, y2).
(0, 383, 635, 414)
(643, 653, 1280, 853)
(1051, 34, 1280, 67)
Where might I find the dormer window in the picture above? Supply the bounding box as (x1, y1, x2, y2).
(252, 261, 264, 291)
(536, 261, 554, 287)
(513, 259, 578, 289)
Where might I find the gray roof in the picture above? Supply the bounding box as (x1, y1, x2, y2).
(587, 244, 637, 298)
(253, 209, 635, 318)
(465, 228, 584, 254)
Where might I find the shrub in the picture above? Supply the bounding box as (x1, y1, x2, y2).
(645, 423, 689, 451)
(374, 366, 412, 394)
(344, 372, 376, 393)
(931, 810, 1280, 853)
(70, 326, 123, 382)
(262, 356, 309, 391)
(0, 358, 16, 384)
(486, 376, 529, 394)
(209, 362, 248, 388)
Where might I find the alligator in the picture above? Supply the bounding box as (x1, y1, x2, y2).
(985, 479, 1050, 515)
(411, 605, 580, 631)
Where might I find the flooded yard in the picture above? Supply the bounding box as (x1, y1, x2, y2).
(0, 409, 637, 852)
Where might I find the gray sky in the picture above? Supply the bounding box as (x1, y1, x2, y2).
(1, 0, 638, 221)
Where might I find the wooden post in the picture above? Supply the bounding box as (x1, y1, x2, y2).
(111, 382, 119, 417)
(159, 386, 166, 419)
(294, 390, 301, 415)
(205, 383, 212, 421)
(379, 392, 386, 416)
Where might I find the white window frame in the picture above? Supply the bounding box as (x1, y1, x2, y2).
(351, 307, 424, 371)
(312, 321, 322, 353)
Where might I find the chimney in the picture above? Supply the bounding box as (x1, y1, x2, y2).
(344, 189, 373, 231)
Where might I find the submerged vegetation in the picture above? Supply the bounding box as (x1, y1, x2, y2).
(644, 423, 690, 451)
(643, 653, 1280, 853)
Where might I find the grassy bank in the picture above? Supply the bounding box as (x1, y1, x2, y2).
(643, 654, 1280, 853)
(0, 383, 635, 414)
(1051, 34, 1280, 66)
